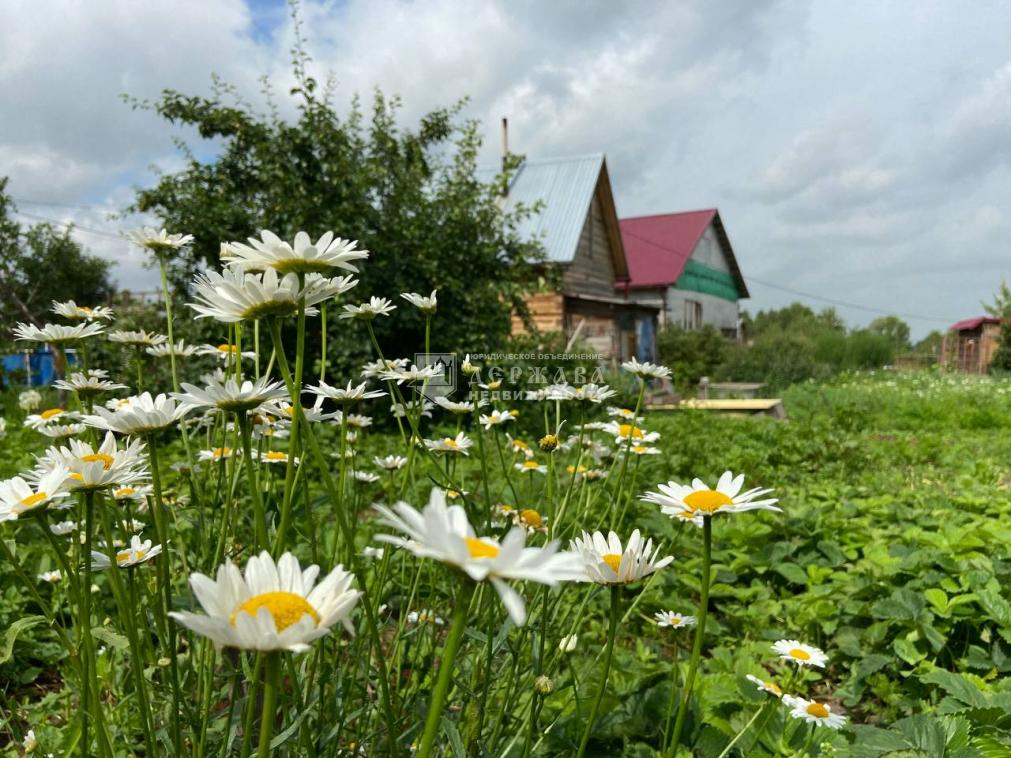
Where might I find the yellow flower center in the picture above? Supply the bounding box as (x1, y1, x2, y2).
(486, 380, 502, 390)
(519, 509, 543, 528)
(117, 548, 145, 564)
(115, 487, 136, 498)
(508, 410, 519, 417)
(618, 424, 643, 439)
(789, 648, 811, 661)
(567, 465, 588, 474)
(264, 451, 287, 461)
(806, 702, 829, 718)
(465, 537, 500, 560)
(766, 681, 783, 695)
(683, 489, 734, 513)
(444, 439, 459, 448)
(69, 473, 84, 482)
(81, 453, 115, 470)
(217, 344, 237, 353)
(513, 440, 530, 450)
(230, 591, 320, 632)
(631, 446, 648, 454)
(40, 408, 64, 420)
(80, 306, 92, 313)
(522, 461, 540, 470)
(447, 489, 460, 499)
(213, 447, 232, 457)
(602, 553, 622, 574)
(20, 492, 47, 508)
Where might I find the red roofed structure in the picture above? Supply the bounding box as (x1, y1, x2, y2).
(618, 209, 749, 337)
(941, 316, 1005, 373)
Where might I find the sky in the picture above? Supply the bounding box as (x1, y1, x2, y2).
(4, 0, 1011, 339)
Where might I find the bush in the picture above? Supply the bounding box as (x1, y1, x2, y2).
(655, 324, 728, 391)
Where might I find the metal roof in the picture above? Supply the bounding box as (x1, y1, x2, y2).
(480, 154, 605, 264)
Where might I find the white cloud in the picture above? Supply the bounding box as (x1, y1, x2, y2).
(4, 0, 1011, 336)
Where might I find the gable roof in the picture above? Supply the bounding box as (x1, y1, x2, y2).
(483, 154, 628, 277)
(619, 209, 749, 298)
(950, 316, 1002, 332)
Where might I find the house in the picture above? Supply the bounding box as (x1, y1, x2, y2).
(496, 153, 659, 362)
(618, 209, 749, 338)
(941, 316, 1004, 373)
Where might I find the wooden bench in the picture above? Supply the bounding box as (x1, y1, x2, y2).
(676, 398, 786, 419)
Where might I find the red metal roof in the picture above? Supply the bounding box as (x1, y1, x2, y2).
(619, 209, 717, 288)
(949, 316, 1003, 332)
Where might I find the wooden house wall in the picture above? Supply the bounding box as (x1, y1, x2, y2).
(561, 192, 619, 300)
(511, 292, 564, 334)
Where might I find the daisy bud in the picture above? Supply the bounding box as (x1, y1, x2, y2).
(558, 634, 578, 653)
(538, 434, 559, 452)
(534, 675, 555, 695)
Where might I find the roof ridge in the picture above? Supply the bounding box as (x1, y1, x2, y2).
(621, 208, 717, 221)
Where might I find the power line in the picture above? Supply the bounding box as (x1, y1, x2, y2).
(13, 197, 111, 213)
(620, 227, 955, 325)
(12, 209, 127, 242)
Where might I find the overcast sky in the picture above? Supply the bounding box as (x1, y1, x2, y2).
(4, 0, 1011, 338)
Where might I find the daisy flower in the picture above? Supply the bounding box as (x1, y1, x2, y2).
(607, 407, 643, 422)
(434, 397, 483, 414)
(339, 296, 396, 320)
(655, 611, 697, 629)
(400, 289, 438, 314)
(506, 435, 534, 459)
(53, 371, 127, 396)
(81, 392, 189, 435)
(0, 468, 71, 521)
(627, 445, 661, 456)
(174, 376, 288, 414)
(559, 634, 578, 653)
(38, 570, 63, 583)
(146, 340, 199, 359)
(782, 695, 847, 729)
(642, 471, 780, 524)
(332, 411, 372, 428)
(373, 455, 407, 470)
(113, 485, 152, 501)
(126, 227, 194, 253)
(188, 267, 356, 322)
(461, 354, 480, 376)
(36, 422, 87, 439)
(605, 422, 661, 445)
(169, 551, 361, 653)
(391, 399, 433, 419)
(424, 433, 473, 455)
(222, 230, 367, 275)
(51, 300, 114, 321)
(621, 358, 671, 380)
(514, 460, 547, 475)
(361, 546, 384, 560)
(378, 363, 443, 384)
(571, 384, 617, 403)
(513, 508, 548, 533)
(34, 431, 148, 492)
(745, 674, 783, 698)
(15, 322, 105, 343)
(570, 530, 673, 584)
(407, 609, 445, 625)
(108, 330, 167, 348)
(196, 343, 257, 361)
(480, 409, 515, 429)
(50, 520, 77, 536)
(198, 447, 237, 462)
(373, 488, 586, 625)
(353, 471, 380, 484)
(254, 450, 300, 466)
(92, 535, 162, 569)
(24, 408, 73, 429)
(772, 639, 828, 668)
(307, 380, 386, 404)
(361, 357, 408, 379)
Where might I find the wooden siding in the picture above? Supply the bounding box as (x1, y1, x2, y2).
(512, 292, 565, 335)
(562, 192, 620, 300)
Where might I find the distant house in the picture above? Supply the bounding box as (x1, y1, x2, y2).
(495, 154, 659, 362)
(941, 316, 1004, 373)
(618, 209, 749, 338)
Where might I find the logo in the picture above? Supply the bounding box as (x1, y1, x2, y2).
(414, 352, 456, 401)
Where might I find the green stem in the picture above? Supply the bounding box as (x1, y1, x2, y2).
(716, 699, 773, 758)
(257, 652, 282, 758)
(417, 580, 474, 758)
(668, 516, 712, 756)
(576, 584, 620, 758)
(239, 414, 268, 551)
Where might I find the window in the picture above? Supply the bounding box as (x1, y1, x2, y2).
(683, 300, 703, 330)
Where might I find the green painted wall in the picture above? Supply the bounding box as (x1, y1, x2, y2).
(675, 259, 741, 302)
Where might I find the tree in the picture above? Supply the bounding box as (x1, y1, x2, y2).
(129, 36, 543, 372)
(983, 279, 1011, 318)
(0, 178, 115, 341)
(868, 315, 911, 351)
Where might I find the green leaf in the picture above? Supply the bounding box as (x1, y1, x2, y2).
(851, 724, 912, 753)
(0, 615, 46, 664)
(921, 669, 988, 708)
(91, 626, 129, 651)
(924, 588, 949, 614)
(894, 714, 948, 756)
(894, 637, 926, 665)
(772, 562, 808, 585)
(854, 653, 892, 681)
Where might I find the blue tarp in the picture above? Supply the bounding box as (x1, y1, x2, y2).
(1, 349, 76, 387)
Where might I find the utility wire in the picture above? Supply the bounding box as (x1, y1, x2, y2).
(12, 209, 128, 242)
(620, 226, 955, 325)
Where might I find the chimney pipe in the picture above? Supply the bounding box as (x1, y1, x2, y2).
(501, 117, 509, 169)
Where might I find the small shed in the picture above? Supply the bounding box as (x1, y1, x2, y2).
(941, 316, 1004, 373)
